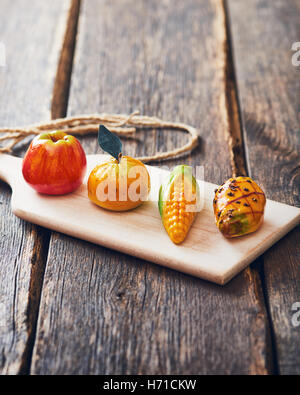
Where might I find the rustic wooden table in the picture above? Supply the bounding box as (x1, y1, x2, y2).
(0, 0, 299, 375)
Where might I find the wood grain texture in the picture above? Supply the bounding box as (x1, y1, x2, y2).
(31, 0, 271, 374)
(0, 0, 71, 374)
(228, 0, 300, 374)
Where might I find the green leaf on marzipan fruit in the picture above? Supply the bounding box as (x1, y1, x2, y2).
(98, 125, 122, 161)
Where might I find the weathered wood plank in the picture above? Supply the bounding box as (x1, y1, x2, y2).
(0, 0, 72, 374)
(228, 0, 300, 374)
(31, 0, 271, 374)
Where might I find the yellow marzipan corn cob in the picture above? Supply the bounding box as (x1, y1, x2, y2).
(159, 165, 199, 244)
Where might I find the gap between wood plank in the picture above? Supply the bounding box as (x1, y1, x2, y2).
(223, 0, 277, 374)
(52, 0, 81, 118)
(18, 0, 82, 375)
(252, 259, 279, 375)
(222, 0, 247, 178)
(18, 228, 51, 375)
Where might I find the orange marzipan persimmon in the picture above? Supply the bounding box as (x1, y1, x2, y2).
(88, 155, 151, 212)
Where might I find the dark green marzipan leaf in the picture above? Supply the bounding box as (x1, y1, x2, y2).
(98, 125, 122, 161)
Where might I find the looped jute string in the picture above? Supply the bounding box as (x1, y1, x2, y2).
(0, 112, 198, 163)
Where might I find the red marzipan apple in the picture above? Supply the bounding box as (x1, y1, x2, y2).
(22, 131, 87, 195)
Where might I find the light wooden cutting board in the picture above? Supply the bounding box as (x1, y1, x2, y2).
(0, 153, 299, 285)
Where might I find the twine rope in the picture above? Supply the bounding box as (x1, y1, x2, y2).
(0, 112, 198, 163)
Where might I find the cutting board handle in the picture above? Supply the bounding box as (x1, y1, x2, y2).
(0, 153, 21, 188)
